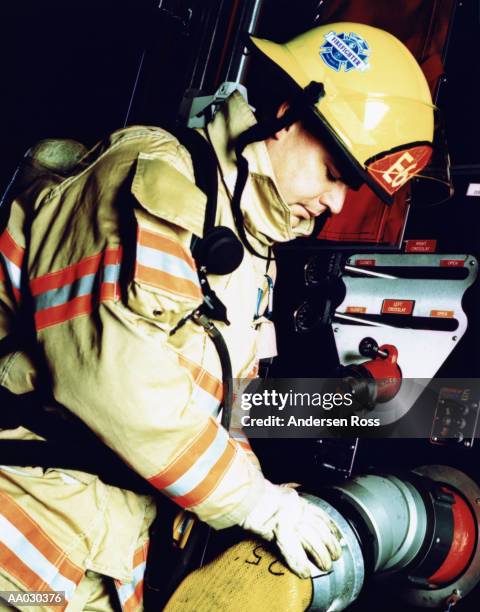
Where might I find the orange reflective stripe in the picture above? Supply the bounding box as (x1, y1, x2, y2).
(0, 493, 83, 606)
(30, 248, 122, 330)
(0, 230, 24, 303)
(196, 372, 223, 401)
(0, 493, 83, 583)
(148, 419, 218, 489)
(133, 542, 148, 568)
(0, 230, 24, 267)
(31, 253, 99, 296)
(11, 287, 21, 303)
(135, 264, 202, 301)
(100, 283, 116, 301)
(148, 417, 238, 509)
(121, 581, 144, 612)
(30, 248, 121, 295)
(178, 354, 223, 402)
(115, 543, 148, 612)
(174, 441, 237, 508)
(0, 541, 51, 599)
(34, 294, 92, 330)
(135, 228, 202, 301)
(138, 229, 197, 271)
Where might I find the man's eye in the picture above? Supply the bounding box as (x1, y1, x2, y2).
(327, 168, 339, 182)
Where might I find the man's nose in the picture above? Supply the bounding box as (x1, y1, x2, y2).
(325, 183, 348, 215)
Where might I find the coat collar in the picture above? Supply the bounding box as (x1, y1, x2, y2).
(205, 92, 313, 246)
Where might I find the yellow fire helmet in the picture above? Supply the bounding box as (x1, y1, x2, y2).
(250, 23, 436, 205)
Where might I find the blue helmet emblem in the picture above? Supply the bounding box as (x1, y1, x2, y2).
(320, 31, 370, 73)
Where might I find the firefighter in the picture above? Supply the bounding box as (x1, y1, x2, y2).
(0, 23, 434, 610)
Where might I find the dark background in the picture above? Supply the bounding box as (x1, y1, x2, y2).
(1, 0, 479, 176)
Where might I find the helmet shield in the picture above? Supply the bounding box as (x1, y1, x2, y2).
(306, 93, 439, 204)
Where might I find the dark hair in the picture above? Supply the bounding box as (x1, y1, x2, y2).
(246, 51, 299, 122)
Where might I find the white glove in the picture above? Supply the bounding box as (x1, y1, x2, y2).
(241, 482, 342, 578)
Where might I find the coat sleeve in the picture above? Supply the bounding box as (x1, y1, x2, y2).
(26, 131, 267, 530)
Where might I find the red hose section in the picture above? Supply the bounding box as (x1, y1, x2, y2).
(428, 487, 476, 585)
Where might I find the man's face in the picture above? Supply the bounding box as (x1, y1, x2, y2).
(266, 110, 348, 228)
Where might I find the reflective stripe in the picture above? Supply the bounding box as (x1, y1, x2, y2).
(0, 230, 24, 267)
(0, 492, 83, 605)
(0, 230, 25, 302)
(146, 355, 234, 507)
(178, 354, 223, 416)
(148, 418, 237, 508)
(149, 419, 218, 488)
(33, 265, 121, 312)
(30, 248, 121, 330)
(192, 384, 221, 415)
(103, 263, 121, 283)
(193, 370, 223, 402)
(2, 259, 21, 289)
(0, 516, 77, 598)
(135, 228, 202, 301)
(136, 263, 202, 299)
(34, 274, 96, 311)
(115, 543, 148, 612)
(30, 251, 115, 295)
(163, 427, 228, 497)
(137, 245, 199, 286)
(138, 228, 196, 270)
(116, 562, 146, 611)
(174, 441, 236, 508)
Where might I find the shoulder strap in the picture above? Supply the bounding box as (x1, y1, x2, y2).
(169, 127, 219, 237)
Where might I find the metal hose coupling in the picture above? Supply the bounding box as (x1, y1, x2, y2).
(303, 466, 480, 610)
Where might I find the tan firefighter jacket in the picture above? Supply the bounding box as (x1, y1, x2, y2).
(0, 92, 313, 609)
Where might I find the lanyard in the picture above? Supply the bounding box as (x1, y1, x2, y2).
(255, 273, 274, 320)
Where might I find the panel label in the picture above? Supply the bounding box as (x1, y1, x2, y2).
(440, 259, 464, 267)
(382, 299, 414, 315)
(404, 239, 437, 253)
(431, 310, 454, 318)
(346, 306, 367, 314)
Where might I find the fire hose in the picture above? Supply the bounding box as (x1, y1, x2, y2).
(166, 465, 480, 611)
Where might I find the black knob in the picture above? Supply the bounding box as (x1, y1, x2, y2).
(359, 337, 379, 358)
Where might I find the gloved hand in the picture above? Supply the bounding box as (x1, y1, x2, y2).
(241, 481, 343, 578)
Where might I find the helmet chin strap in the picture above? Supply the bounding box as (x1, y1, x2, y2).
(231, 82, 325, 260)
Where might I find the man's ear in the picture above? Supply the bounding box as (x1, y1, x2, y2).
(272, 101, 292, 140)
(276, 101, 290, 119)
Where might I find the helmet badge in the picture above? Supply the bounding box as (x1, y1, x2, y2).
(320, 31, 370, 73)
